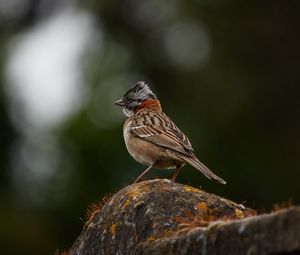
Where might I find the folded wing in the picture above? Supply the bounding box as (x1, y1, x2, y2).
(130, 111, 193, 156)
(130, 110, 226, 184)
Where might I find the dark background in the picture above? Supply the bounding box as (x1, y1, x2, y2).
(0, 0, 299, 254)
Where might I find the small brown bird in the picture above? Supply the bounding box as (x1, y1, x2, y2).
(115, 81, 226, 184)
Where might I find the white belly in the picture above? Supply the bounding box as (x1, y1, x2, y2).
(123, 120, 153, 166)
(123, 122, 131, 152)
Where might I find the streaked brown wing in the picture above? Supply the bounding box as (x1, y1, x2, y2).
(130, 111, 194, 155)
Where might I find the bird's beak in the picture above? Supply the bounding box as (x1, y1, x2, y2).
(114, 99, 125, 107)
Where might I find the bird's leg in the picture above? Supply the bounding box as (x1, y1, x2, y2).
(172, 164, 182, 182)
(134, 165, 153, 183)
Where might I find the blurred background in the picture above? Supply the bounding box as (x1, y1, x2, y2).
(0, 0, 299, 254)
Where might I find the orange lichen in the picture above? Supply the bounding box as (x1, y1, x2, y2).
(146, 236, 157, 242)
(174, 201, 256, 230)
(184, 185, 200, 193)
(125, 190, 140, 199)
(175, 209, 194, 225)
(174, 207, 212, 229)
(125, 187, 145, 200)
(110, 223, 117, 236)
(123, 199, 130, 208)
(235, 208, 244, 218)
(196, 202, 209, 214)
(123, 184, 153, 207)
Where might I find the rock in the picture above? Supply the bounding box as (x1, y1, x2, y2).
(70, 179, 257, 255)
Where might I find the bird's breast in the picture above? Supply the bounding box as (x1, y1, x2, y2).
(123, 120, 151, 165)
(123, 119, 132, 148)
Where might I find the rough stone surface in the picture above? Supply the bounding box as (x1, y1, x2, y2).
(70, 179, 257, 255)
(138, 207, 300, 255)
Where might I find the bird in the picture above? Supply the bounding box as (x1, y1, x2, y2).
(115, 81, 226, 184)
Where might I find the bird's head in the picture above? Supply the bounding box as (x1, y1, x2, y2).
(115, 81, 157, 117)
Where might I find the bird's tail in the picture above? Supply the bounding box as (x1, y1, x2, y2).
(179, 154, 226, 184)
